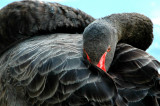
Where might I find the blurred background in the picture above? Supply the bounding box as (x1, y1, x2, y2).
(0, 0, 160, 61)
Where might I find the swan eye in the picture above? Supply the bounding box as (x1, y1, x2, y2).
(107, 46, 111, 52)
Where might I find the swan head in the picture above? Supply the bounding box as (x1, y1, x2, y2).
(83, 19, 117, 72)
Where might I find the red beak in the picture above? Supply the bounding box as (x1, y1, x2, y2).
(84, 49, 107, 72)
(96, 52, 107, 72)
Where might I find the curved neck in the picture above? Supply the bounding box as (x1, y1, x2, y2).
(83, 13, 153, 71)
(103, 13, 153, 50)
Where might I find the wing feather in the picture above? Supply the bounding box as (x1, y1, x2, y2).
(0, 34, 117, 105)
(109, 43, 160, 103)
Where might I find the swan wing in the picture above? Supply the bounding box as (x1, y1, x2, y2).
(109, 43, 160, 104)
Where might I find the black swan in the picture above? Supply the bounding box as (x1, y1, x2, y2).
(0, 1, 160, 106)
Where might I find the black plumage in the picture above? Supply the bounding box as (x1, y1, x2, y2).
(109, 43, 160, 105)
(0, 0, 94, 55)
(0, 0, 160, 106)
(0, 34, 117, 106)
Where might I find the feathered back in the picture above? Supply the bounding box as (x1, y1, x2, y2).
(0, 0, 95, 54)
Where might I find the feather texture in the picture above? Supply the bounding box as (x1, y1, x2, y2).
(109, 43, 160, 104)
(0, 1, 159, 106)
(0, 0, 95, 55)
(0, 34, 117, 106)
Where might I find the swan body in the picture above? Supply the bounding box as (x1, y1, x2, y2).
(0, 1, 160, 106)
